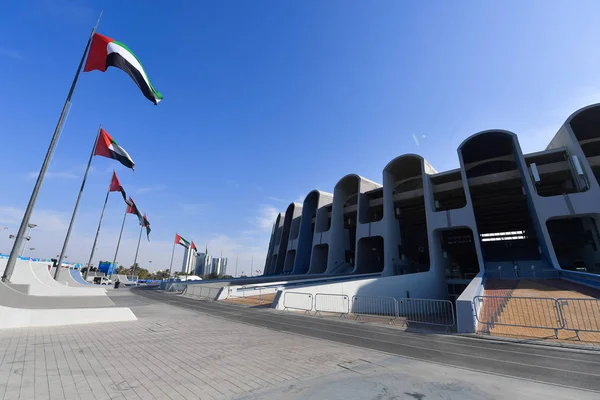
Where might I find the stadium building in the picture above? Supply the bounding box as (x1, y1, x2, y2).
(260, 103, 600, 331)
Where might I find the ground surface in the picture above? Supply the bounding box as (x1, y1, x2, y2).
(0, 288, 598, 399)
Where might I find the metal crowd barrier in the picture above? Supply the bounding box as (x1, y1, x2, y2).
(474, 296, 600, 340)
(396, 298, 456, 328)
(558, 298, 600, 340)
(351, 296, 397, 324)
(281, 292, 456, 328)
(474, 295, 562, 338)
(182, 285, 221, 301)
(314, 293, 350, 317)
(283, 292, 313, 313)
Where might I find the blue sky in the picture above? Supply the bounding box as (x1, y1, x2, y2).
(2, 0, 600, 274)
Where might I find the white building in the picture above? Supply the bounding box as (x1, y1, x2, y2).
(181, 247, 197, 274)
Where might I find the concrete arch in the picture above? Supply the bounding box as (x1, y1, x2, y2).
(564, 102, 600, 125)
(296, 190, 333, 275)
(382, 154, 431, 276)
(327, 174, 382, 274)
(459, 130, 518, 174)
(274, 203, 297, 274)
(383, 153, 424, 175)
(283, 202, 303, 274)
(266, 213, 283, 275)
(459, 129, 554, 271)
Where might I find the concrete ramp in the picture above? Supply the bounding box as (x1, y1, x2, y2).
(0, 305, 136, 330)
(70, 269, 94, 286)
(0, 259, 107, 297)
(24, 261, 106, 296)
(116, 275, 136, 286)
(0, 281, 136, 329)
(56, 267, 98, 288)
(0, 281, 114, 308)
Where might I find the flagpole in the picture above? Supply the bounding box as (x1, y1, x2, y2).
(84, 172, 113, 280)
(2, 11, 103, 283)
(131, 223, 143, 282)
(168, 239, 176, 278)
(55, 125, 102, 279)
(112, 204, 128, 276)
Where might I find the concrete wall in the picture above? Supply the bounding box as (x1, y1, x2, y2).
(274, 272, 447, 311)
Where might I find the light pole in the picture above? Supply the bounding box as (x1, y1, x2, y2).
(28, 247, 35, 259)
(235, 253, 239, 278)
(19, 223, 37, 257)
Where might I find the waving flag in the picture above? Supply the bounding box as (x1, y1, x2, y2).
(95, 129, 135, 170)
(85, 33, 163, 105)
(126, 197, 144, 225)
(143, 214, 151, 241)
(175, 233, 190, 248)
(109, 171, 129, 204)
(190, 241, 197, 251)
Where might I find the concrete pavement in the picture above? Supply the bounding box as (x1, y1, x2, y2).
(0, 288, 597, 399)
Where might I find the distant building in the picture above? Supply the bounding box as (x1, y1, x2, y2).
(195, 250, 212, 276)
(211, 258, 221, 275)
(181, 247, 197, 274)
(221, 258, 228, 275)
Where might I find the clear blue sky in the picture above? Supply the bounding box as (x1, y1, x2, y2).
(1, 1, 600, 273)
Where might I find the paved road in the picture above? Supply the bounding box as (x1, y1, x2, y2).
(134, 287, 600, 393)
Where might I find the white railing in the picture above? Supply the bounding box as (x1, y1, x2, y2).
(314, 293, 350, 317)
(283, 292, 313, 312)
(351, 296, 397, 324)
(183, 285, 221, 301)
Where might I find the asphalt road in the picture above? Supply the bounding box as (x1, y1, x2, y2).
(133, 287, 600, 393)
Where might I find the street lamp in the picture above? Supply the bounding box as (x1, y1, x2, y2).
(28, 247, 35, 259)
(20, 223, 37, 256)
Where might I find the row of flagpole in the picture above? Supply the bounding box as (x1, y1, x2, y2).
(2, 10, 161, 282)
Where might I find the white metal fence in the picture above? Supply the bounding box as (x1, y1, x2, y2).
(351, 296, 397, 324)
(314, 293, 350, 317)
(183, 285, 221, 300)
(283, 292, 313, 312)
(281, 292, 456, 328)
(474, 296, 600, 340)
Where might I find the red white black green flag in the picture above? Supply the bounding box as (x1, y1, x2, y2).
(174, 233, 190, 248)
(85, 33, 163, 105)
(95, 129, 135, 170)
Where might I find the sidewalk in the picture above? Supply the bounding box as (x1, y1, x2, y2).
(0, 289, 596, 399)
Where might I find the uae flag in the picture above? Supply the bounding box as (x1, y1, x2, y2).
(175, 234, 190, 248)
(143, 214, 151, 241)
(126, 197, 144, 226)
(95, 129, 135, 170)
(109, 171, 129, 204)
(84, 33, 163, 105)
(190, 241, 197, 251)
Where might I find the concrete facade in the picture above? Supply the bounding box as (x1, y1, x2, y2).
(263, 103, 600, 305)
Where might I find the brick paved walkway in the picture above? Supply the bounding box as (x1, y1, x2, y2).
(0, 289, 597, 399)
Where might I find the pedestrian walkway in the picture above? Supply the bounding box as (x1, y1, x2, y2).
(0, 289, 596, 399)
